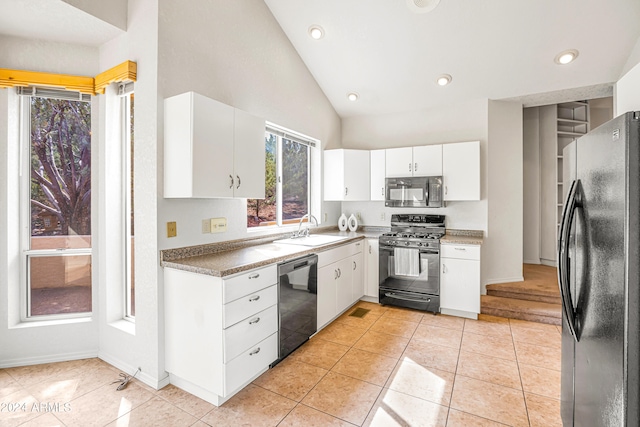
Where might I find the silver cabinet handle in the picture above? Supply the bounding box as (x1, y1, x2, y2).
(249, 317, 260, 325)
(381, 187, 384, 196)
(236, 175, 241, 189)
(334, 269, 338, 280)
(229, 174, 234, 189)
(445, 186, 448, 195)
(369, 245, 372, 254)
(338, 268, 341, 278)
(249, 347, 261, 356)
(454, 247, 466, 251)
(414, 162, 417, 172)
(353, 261, 356, 270)
(442, 264, 447, 274)
(248, 273, 260, 279)
(345, 187, 348, 196)
(409, 163, 412, 172)
(249, 295, 260, 302)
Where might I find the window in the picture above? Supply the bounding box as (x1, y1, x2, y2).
(19, 88, 93, 319)
(120, 83, 135, 319)
(247, 125, 313, 228)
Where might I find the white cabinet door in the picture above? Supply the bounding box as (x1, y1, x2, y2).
(317, 264, 337, 328)
(385, 147, 413, 177)
(164, 92, 235, 198)
(412, 145, 442, 177)
(440, 257, 480, 314)
(344, 150, 370, 201)
(442, 141, 480, 201)
(233, 109, 265, 199)
(351, 251, 364, 302)
(364, 239, 379, 298)
(335, 257, 353, 314)
(370, 149, 386, 201)
(323, 149, 370, 201)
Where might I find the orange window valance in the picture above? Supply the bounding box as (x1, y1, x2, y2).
(0, 60, 137, 95)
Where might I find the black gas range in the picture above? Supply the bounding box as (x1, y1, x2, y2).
(378, 214, 445, 313)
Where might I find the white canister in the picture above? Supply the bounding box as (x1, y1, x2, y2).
(348, 214, 358, 231)
(338, 213, 348, 231)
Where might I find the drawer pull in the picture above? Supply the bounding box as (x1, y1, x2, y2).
(248, 295, 260, 302)
(249, 347, 261, 356)
(248, 273, 260, 279)
(454, 247, 466, 251)
(249, 317, 260, 325)
(353, 261, 356, 270)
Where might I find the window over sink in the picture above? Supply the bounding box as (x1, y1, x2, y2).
(247, 123, 316, 229)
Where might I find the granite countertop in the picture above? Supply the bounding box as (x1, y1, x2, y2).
(160, 226, 482, 277)
(160, 228, 384, 277)
(440, 229, 484, 245)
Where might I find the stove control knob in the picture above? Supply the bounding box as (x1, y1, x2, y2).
(405, 241, 410, 246)
(418, 242, 423, 247)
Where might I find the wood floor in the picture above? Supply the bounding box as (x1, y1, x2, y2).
(482, 264, 562, 325)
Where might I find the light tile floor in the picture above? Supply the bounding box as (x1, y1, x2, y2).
(0, 301, 562, 426)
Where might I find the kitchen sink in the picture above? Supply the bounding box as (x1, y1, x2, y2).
(273, 234, 348, 247)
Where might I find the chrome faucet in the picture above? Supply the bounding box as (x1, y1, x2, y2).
(293, 214, 318, 238)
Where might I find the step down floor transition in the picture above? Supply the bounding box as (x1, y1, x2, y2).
(482, 264, 562, 326)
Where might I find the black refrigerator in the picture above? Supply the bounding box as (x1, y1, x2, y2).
(559, 111, 640, 426)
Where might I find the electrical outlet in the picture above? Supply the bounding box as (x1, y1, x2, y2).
(356, 212, 362, 221)
(324, 212, 328, 222)
(167, 221, 177, 238)
(202, 219, 211, 233)
(210, 217, 227, 233)
(380, 212, 385, 221)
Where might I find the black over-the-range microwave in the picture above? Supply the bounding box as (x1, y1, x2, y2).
(385, 176, 443, 208)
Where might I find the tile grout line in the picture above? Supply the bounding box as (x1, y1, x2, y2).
(510, 318, 533, 427)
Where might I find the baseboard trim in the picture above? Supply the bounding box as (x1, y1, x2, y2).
(484, 276, 525, 286)
(0, 350, 98, 369)
(98, 350, 169, 390)
(441, 308, 478, 320)
(523, 259, 541, 264)
(540, 259, 557, 267)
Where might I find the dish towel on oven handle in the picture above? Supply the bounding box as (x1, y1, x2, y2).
(393, 247, 420, 277)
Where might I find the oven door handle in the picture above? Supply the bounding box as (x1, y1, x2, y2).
(384, 292, 432, 303)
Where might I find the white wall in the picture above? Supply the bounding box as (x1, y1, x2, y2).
(156, 0, 342, 253)
(62, 0, 128, 30)
(485, 100, 524, 286)
(0, 35, 100, 366)
(523, 107, 541, 264)
(616, 61, 640, 114)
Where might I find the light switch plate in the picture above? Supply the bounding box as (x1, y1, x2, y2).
(210, 217, 227, 233)
(167, 221, 177, 238)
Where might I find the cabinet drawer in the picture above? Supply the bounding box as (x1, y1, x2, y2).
(223, 284, 277, 328)
(224, 304, 278, 363)
(318, 240, 363, 267)
(441, 244, 480, 260)
(223, 265, 277, 303)
(225, 332, 277, 396)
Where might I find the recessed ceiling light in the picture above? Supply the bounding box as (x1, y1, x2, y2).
(406, 0, 441, 14)
(347, 92, 359, 101)
(555, 49, 579, 65)
(308, 25, 324, 40)
(436, 74, 452, 86)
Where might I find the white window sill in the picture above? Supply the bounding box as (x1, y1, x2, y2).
(109, 318, 136, 336)
(10, 316, 93, 329)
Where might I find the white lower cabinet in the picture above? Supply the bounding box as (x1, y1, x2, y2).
(164, 264, 278, 406)
(364, 239, 379, 301)
(440, 244, 481, 319)
(317, 240, 364, 329)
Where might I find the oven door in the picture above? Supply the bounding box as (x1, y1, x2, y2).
(379, 245, 440, 295)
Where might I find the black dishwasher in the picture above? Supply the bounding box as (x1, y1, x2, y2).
(271, 254, 318, 367)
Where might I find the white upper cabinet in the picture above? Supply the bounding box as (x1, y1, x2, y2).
(385, 147, 413, 177)
(385, 145, 442, 177)
(370, 149, 386, 201)
(233, 109, 266, 199)
(164, 92, 265, 199)
(324, 149, 370, 201)
(442, 141, 480, 201)
(412, 145, 442, 176)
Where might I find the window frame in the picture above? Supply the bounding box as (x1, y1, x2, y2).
(19, 90, 94, 321)
(247, 124, 315, 230)
(119, 83, 135, 321)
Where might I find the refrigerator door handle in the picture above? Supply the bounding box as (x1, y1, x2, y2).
(558, 179, 580, 341)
